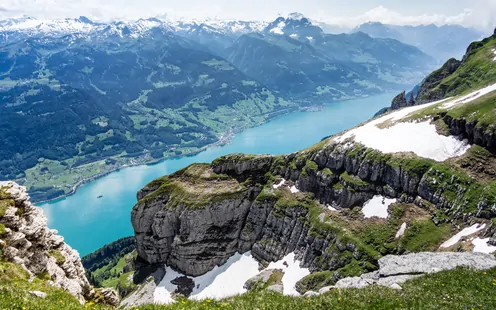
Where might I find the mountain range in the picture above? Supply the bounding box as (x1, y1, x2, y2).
(354, 22, 484, 62)
(0, 13, 437, 202)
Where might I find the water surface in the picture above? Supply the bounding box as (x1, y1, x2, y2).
(39, 94, 393, 256)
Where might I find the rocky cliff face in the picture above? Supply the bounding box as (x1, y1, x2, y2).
(131, 135, 496, 280)
(0, 181, 117, 304)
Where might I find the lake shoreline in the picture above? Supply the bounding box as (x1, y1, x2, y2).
(32, 106, 300, 205)
(32, 92, 393, 205)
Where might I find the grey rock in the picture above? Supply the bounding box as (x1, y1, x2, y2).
(391, 91, 407, 109)
(0, 181, 93, 303)
(98, 288, 120, 306)
(119, 278, 157, 309)
(29, 291, 47, 299)
(267, 284, 284, 294)
(244, 269, 283, 291)
(335, 252, 496, 290)
(303, 291, 319, 297)
(318, 286, 334, 294)
(378, 252, 496, 276)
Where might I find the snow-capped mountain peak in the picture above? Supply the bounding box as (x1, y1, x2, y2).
(264, 13, 323, 39)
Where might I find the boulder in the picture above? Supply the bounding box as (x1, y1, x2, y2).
(244, 269, 284, 291)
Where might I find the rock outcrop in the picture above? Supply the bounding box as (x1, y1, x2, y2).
(391, 91, 407, 109)
(244, 269, 284, 291)
(0, 181, 118, 305)
(303, 252, 496, 294)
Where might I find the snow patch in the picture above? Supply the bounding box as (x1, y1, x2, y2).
(273, 178, 286, 189)
(472, 238, 496, 254)
(334, 84, 496, 162)
(361, 195, 397, 219)
(154, 252, 260, 304)
(492, 48, 496, 62)
(266, 253, 310, 296)
(189, 252, 260, 300)
(337, 120, 469, 162)
(154, 251, 310, 304)
(290, 185, 300, 193)
(306, 36, 314, 41)
(269, 21, 286, 35)
(327, 204, 338, 212)
(443, 83, 496, 108)
(440, 224, 486, 248)
(395, 222, 407, 239)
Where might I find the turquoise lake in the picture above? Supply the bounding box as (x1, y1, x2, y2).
(38, 93, 394, 256)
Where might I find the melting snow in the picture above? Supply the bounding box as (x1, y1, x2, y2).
(154, 252, 260, 304)
(361, 195, 397, 219)
(395, 222, 407, 239)
(290, 185, 300, 193)
(443, 83, 496, 108)
(266, 253, 310, 296)
(154, 251, 310, 304)
(440, 224, 486, 249)
(327, 204, 338, 212)
(335, 84, 496, 161)
(472, 238, 496, 254)
(273, 179, 286, 189)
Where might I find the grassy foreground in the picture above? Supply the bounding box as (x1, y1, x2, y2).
(137, 267, 496, 310)
(0, 262, 109, 310)
(2, 260, 496, 309)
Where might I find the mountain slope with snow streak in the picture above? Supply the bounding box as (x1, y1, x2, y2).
(335, 83, 496, 161)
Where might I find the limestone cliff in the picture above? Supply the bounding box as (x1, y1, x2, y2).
(0, 181, 118, 305)
(132, 135, 496, 281)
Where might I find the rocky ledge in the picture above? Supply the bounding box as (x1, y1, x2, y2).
(0, 181, 118, 305)
(303, 252, 496, 295)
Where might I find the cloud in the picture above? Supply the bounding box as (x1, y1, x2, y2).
(322, 5, 495, 32)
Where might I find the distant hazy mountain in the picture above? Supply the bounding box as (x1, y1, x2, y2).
(353, 22, 484, 62)
(227, 15, 436, 102)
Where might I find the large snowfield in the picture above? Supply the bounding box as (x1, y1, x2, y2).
(335, 84, 496, 161)
(154, 251, 309, 304)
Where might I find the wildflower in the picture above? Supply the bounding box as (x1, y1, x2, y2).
(338, 297, 341, 301)
(207, 299, 211, 302)
(182, 301, 186, 304)
(484, 272, 487, 275)
(441, 283, 445, 287)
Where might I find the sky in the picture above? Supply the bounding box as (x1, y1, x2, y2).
(1, 0, 495, 31)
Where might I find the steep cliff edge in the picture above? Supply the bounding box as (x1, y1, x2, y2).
(0, 181, 118, 306)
